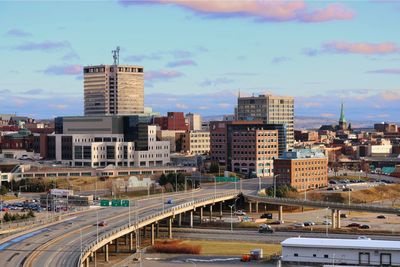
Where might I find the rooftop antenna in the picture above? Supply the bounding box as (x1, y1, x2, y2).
(112, 46, 120, 65)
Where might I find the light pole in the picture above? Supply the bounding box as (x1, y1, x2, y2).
(325, 207, 329, 236)
(162, 188, 165, 212)
(228, 204, 234, 231)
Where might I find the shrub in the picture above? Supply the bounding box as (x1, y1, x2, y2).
(152, 240, 201, 254)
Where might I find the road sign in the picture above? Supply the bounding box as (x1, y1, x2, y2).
(100, 200, 110, 206)
(111, 199, 122, 207)
(121, 200, 130, 207)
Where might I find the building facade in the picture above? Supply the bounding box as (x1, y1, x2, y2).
(274, 149, 328, 191)
(210, 121, 281, 177)
(83, 64, 144, 116)
(181, 130, 210, 155)
(154, 112, 188, 131)
(236, 94, 294, 150)
(185, 113, 202, 131)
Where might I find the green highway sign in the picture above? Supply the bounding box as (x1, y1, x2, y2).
(121, 200, 130, 207)
(111, 199, 122, 207)
(100, 200, 110, 206)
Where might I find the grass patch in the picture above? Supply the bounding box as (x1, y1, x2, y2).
(181, 240, 281, 257)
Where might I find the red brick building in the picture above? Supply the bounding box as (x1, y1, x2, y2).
(154, 112, 188, 131)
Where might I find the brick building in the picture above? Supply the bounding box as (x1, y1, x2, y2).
(210, 120, 284, 177)
(154, 112, 188, 131)
(274, 149, 328, 191)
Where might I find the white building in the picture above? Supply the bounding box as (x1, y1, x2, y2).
(51, 126, 170, 168)
(281, 237, 400, 266)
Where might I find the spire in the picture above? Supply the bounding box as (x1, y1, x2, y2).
(339, 101, 346, 123)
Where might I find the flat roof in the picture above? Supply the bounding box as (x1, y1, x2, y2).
(282, 237, 400, 251)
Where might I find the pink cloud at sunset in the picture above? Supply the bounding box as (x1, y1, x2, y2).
(323, 41, 399, 55)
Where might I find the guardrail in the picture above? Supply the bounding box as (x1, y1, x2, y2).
(78, 191, 238, 266)
(245, 194, 400, 214)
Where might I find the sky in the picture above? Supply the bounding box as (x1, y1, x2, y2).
(0, 0, 399, 123)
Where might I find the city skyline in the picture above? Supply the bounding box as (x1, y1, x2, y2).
(1, 1, 400, 121)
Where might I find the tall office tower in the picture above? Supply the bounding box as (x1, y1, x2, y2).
(236, 94, 294, 150)
(84, 49, 144, 116)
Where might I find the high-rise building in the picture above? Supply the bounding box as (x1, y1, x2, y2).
(83, 64, 144, 116)
(185, 113, 202, 131)
(236, 94, 294, 150)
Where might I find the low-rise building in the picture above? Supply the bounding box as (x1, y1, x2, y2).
(274, 149, 328, 191)
(181, 130, 210, 155)
(281, 237, 400, 266)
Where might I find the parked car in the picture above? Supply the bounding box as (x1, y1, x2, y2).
(269, 220, 284, 225)
(377, 215, 386, 219)
(340, 213, 348, 218)
(327, 187, 334, 191)
(258, 224, 274, 233)
(359, 225, 370, 229)
(346, 223, 361, 228)
(322, 220, 332, 225)
(342, 187, 353, 192)
(303, 221, 315, 226)
(293, 222, 305, 228)
(260, 213, 273, 219)
(1, 207, 9, 212)
(166, 199, 174, 204)
(18, 155, 29, 160)
(234, 210, 246, 216)
(98, 221, 107, 227)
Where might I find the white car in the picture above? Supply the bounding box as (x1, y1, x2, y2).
(234, 210, 246, 216)
(293, 222, 305, 227)
(322, 220, 332, 225)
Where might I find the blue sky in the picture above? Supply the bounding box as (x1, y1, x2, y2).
(0, 0, 399, 122)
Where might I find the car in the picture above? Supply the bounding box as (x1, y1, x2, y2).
(346, 223, 361, 228)
(293, 223, 305, 228)
(18, 155, 30, 160)
(234, 210, 246, 216)
(359, 225, 370, 229)
(329, 180, 337, 184)
(327, 187, 334, 191)
(342, 187, 353, 192)
(166, 199, 174, 204)
(340, 213, 348, 218)
(357, 236, 371, 240)
(377, 215, 386, 219)
(258, 224, 274, 233)
(1, 207, 9, 212)
(260, 213, 273, 219)
(269, 220, 284, 225)
(98, 221, 107, 227)
(303, 221, 315, 226)
(322, 220, 332, 225)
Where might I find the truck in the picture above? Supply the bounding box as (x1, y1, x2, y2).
(258, 224, 274, 233)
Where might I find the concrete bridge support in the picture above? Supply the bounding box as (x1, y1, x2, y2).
(278, 205, 283, 222)
(156, 222, 159, 238)
(190, 211, 193, 228)
(336, 210, 341, 229)
(151, 224, 155, 246)
(85, 257, 89, 267)
(255, 202, 259, 213)
(104, 244, 109, 262)
(200, 207, 203, 223)
(209, 205, 213, 221)
(248, 202, 252, 213)
(331, 209, 337, 229)
(220, 202, 223, 216)
(168, 218, 173, 239)
(114, 238, 119, 253)
(178, 213, 182, 227)
(129, 232, 134, 251)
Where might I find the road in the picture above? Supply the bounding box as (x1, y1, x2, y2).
(0, 179, 247, 267)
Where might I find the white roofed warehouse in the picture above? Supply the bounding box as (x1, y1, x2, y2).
(281, 237, 400, 266)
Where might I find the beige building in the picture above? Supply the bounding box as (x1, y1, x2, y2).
(181, 130, 210, 155)
(156, 129, 185, 153)
(186, 113, 202, 131)
(236, 94, 294, 150)
(84, 65, 144, 116)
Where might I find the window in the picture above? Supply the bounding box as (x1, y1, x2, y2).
(294, 253, 298, 257)
(324, 254, 329, 258)
(313, 254, 316, 258)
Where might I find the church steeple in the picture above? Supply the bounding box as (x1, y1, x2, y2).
(338, 101, 348, 130)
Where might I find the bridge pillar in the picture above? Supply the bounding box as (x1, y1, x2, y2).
(248, 202, 252, 213)
(156, 222, 159, 238)
(209, 205, 213, 221)
(178, 213, 182, 227)
(85, 257, 89, 267)
(114, 237, 119, 253)
(125, 234, 128, 245)
(199, 207, 204, 223)
(256, 202, 259, 213)
(151, 223, 155, 246)
(142, 226, 146, 238)
(168, 217, 173, 239)
(331, 209, 336, 229)
(129, 232, 134, 251)
(190, 211, 193, 228)
(219, 202, 223, 216)
(135, 230, 140, 250)
(104, 244, 109, 262)
(278, 205, 283, 222)
(336, 210, 341, 229)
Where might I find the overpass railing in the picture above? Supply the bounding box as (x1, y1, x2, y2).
(78, 191, 238, 266)
(245, 195, 400, 214)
